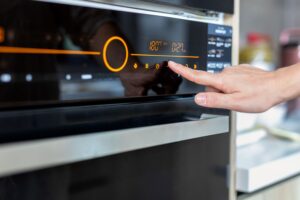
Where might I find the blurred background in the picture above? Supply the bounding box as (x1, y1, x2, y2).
(238, 0, 300, 132)
(238, 0, 300, 134)
(236, 0, 300, 199)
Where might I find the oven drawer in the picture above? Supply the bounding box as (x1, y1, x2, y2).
(0, 114, 228, 177)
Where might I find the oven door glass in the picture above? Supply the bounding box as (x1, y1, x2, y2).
(0, 0, 232, 109)
(0, 133, 230, 200)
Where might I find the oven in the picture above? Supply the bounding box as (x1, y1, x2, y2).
(0, 0, 238, 199)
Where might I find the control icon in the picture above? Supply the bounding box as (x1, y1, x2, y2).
(155, 63, 160, 70)
(145, 63, 149, 69)
(133, 63, 138, 69)
(103, 36, 129, 72)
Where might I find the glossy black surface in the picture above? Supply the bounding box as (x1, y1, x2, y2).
(0, 96, 229, 143)
(0, 1, 232, 109)
(148, 0, 234, 14)
(0, 133, 230, 200)
(0, 98, 199, 143)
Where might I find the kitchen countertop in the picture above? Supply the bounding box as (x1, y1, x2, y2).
(236, 128, 300, 193)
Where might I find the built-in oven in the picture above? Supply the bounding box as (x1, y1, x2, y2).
(0, 0, 238, 199)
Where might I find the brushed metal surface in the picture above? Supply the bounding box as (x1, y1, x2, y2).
(0, 116, 228, 177)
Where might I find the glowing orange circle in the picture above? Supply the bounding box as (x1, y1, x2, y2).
(103, 36, 129, 72)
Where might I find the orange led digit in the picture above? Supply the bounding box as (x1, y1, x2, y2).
(103, 36, 129, 72)
(149, 40, 162, 52)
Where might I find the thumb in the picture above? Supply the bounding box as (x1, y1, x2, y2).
(195, 92, 235, 110)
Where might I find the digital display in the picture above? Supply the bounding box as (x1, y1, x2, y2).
(0, 1, 232, 108)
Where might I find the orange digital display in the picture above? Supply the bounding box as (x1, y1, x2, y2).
(0, 36, 200, 73)
(149, 40, 186, 53)
(101, 37, 199, 72)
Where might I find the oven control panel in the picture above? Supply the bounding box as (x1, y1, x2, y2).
(0, 1, 232, 108)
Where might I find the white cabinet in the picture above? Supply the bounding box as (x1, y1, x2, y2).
(239, 175, 300, 200)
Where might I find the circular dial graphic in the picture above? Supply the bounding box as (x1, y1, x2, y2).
(103, 36, 129, 72)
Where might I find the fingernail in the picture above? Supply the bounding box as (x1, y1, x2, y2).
(195, 94, 207, 105)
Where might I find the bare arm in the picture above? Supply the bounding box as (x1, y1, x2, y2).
(168, 61, 300, 113)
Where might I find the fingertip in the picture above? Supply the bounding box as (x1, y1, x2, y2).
(195, 92, 236, 110)
(168, 61, 184, 75)
(195, 93, 207, 106)
(168, 60, 178, 68)
(195, 92, 223, 109)
(168, 62, 220, 88)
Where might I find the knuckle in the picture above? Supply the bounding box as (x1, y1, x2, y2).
(191, 72, 199, 83)
(193, 70, 203, 83)
(214, 74, 225, 90)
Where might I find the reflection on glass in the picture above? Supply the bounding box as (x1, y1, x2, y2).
(0, 1, 232, 108)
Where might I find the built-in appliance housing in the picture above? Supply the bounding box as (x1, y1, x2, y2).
(0, 0, 239, 199)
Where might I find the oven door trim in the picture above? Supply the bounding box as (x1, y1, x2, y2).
(36, 0, 225, 25)
(0, 115, 228, 177)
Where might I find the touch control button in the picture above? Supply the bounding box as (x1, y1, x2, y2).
(103, 36, 129, 72)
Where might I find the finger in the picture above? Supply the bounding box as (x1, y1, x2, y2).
(194, 92, 236, 110)
(205, 86, 221, 93)
(168, 61, 222, 89)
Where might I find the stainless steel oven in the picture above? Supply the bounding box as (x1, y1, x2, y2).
(0, 0, 238, 199)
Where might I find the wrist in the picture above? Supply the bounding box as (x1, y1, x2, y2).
(273, 63, 300, 105)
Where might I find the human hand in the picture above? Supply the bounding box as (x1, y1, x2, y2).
(168, 61, 281, 113)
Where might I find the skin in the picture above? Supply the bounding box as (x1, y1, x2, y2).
(168, 61, 300, 113)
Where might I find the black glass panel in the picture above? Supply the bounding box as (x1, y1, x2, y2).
(0, 99, 203, 143)
(0, 133, 230, 200)
(0, 1, 232, 109)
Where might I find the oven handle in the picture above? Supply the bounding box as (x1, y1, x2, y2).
(0, 115, 229, 177)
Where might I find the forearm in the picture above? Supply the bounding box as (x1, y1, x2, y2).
(274, 63, 300, 105)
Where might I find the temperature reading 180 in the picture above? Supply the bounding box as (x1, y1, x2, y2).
(149, 40, 163, 52)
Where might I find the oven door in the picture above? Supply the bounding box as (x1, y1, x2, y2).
(0, 112, 230, 200)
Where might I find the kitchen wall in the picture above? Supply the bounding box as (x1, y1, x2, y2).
(240, 0, 300, 65)
(240, 0, 284, 64)
(283, 0, 300, 28)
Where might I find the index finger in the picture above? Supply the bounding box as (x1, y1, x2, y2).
(168, 61, 222, 88)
